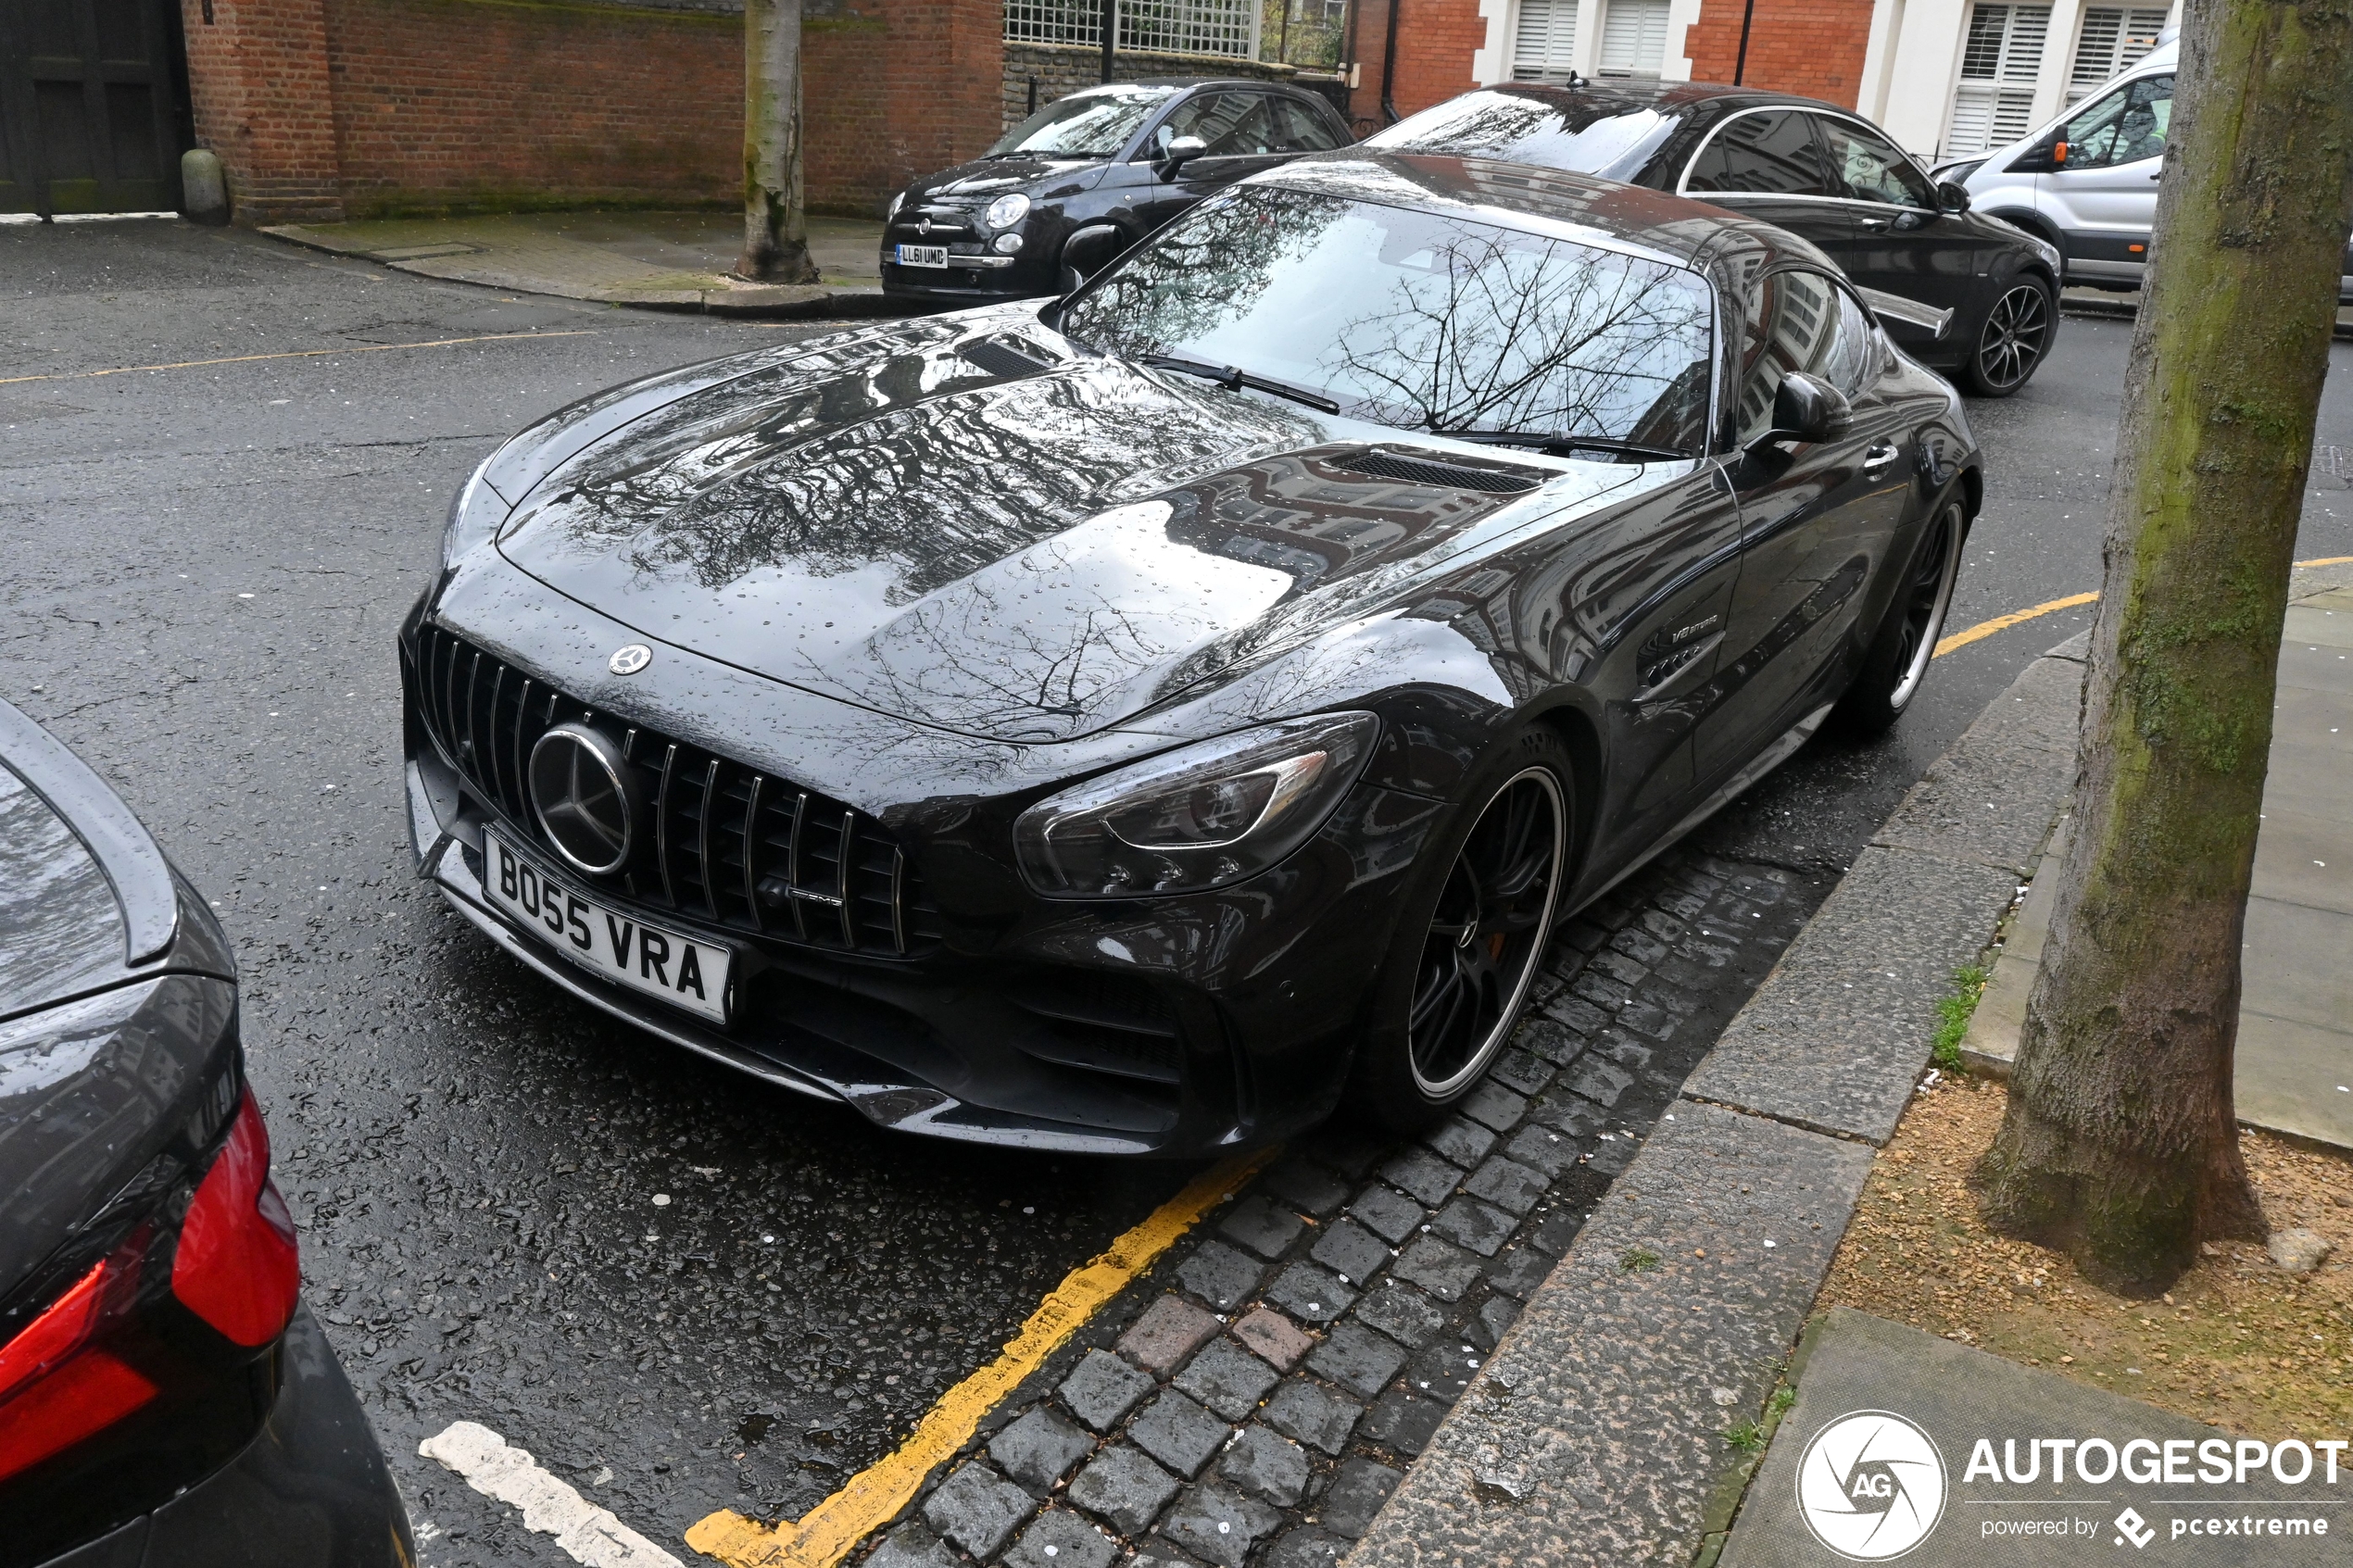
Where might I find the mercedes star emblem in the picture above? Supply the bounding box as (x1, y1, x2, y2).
(527, 722, 638, 876)
(609, 644, 652, 676)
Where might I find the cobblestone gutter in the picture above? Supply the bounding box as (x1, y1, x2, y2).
(834, 846, 1828, 1568)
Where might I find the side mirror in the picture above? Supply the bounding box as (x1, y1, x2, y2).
(1746, 371, 1851, 454)
(2051, 140, 2070, 167)
(1161, 134, 1209, 173)
(1935, 180, 1971, 214)
(1060, 224, 1125, 288)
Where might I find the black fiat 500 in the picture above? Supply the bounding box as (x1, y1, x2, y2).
(879, 78, 1352, 307)
(405, 153, 1980, 1160)
(0, 698, 412, 1568)
(1370, 81, 2063, 397)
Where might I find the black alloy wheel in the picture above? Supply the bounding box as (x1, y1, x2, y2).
(1963, 278, 2054, 396)
(1832, 499, 1966, 735)
(1404, 766, 1567, 1100)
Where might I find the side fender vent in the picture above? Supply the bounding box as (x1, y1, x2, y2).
(1332, 447, 1545, 495)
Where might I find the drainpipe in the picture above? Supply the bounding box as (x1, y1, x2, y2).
(1101, 0, 1115, 83)
(1380, 0, 1403, 124)
(1733, 0, 1758, 84)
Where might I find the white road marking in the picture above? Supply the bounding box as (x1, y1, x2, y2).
(419, 1420, 683, 1568)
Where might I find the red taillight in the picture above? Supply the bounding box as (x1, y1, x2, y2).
(171, 1087, 299, 1348)
(0, 1255, 159, 1484)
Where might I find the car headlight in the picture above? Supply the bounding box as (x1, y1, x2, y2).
(1014, 713, 1379, 899)
(442, 454, 507, 563)
(985, 193, 1031, 231)
(887, 190, 907, 220)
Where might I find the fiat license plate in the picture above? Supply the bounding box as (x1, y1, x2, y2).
(895, 244, 950, 269)
(482, 831, 734, 1025)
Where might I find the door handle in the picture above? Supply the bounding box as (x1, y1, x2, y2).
(1862, 442, 1902, 476)
(1858, 217, 1890, 231)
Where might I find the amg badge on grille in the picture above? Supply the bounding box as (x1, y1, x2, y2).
(609, 644, 652, 676)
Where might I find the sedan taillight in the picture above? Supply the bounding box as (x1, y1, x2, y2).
(0, 1248, 157, 1484)
(172, 1088, 300, 1348)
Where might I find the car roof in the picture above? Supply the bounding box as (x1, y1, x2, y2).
(1254, 150, 1838, 283)
(1458, 78, 1855, 120)
(1114, 77, 1331, 94)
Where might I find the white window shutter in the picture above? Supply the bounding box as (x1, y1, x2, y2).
(1944, 3, 2051, 155)
(1511, 0, 1580, 82)
(1597, 0, 1672, 75)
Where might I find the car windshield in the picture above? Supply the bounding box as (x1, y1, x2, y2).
(987, 85, 1178, 159)
(1059, 186, 1716, 455)
(1367, 89, 1683, 182)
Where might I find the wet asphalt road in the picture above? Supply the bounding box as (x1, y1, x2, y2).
(6, 219, 2352, 1564)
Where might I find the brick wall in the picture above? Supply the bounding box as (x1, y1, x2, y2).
(1682, 0, 1875, 107)
(180, 0, 1003, 223)
(1000, 41, 1301, 130)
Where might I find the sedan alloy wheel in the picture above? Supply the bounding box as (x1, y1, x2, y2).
(1969, 281, 2053, 396)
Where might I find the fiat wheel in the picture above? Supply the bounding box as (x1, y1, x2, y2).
(1961, 278, 2054, 397)
(1353, 739, 1571, 1129)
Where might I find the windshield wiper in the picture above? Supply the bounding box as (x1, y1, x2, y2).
(1144, 354, 1341, 414)
(1430, 430, 1690, 461)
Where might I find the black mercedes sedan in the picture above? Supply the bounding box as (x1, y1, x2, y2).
(1368, 81, 2063, 397)
(0, 699, 412, 1566)
(404, 153, 1980, 1159)
(878, 78, 1351, 308)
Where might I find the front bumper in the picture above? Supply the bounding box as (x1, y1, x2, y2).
(44, 1308, 413, 1568)
(400, 588, 1449, 1159)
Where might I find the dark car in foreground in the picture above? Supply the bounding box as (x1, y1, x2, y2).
(1368, 81, 2063, 397)
(879, 78, 1351, 307)
(0, 699, 411, 1568)
(405, 153, 1979, 1159)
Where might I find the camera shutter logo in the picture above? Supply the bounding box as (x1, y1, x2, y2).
(1794, 1410, 1948, 1561)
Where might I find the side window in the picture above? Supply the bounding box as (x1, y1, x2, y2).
(2065, 74, 2172, 169)
(1816, 117, 1936, 208)
(1735, 270, 1869, 441)
(1152, 92, 1271, 157)
(1685, 110, 1837, 196)
(1269, 95, 1344, 152)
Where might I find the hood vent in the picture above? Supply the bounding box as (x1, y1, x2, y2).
(1333, 447, 1546, 495)
(960, 337, 1056, 381)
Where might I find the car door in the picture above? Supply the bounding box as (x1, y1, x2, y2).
(1809, 113, 1994, 358)
(1677, 108, 1857, 260)
(2039, 73, 2172, 282)
(1696, 267, 1913, 788)
(1129, 91, 1300, 234)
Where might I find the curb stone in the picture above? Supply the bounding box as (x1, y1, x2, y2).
(1346, 639, 2086, 1568)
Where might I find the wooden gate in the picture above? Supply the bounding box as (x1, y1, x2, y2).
(0, 0, 189, 216)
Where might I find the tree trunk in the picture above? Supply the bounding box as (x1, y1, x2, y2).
(736, 0, 819, 285)
(1976, 0, 2353, 1295)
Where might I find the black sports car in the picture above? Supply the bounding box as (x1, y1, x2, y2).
(403, 154, 1979, 1159)
(0, 698, 412, 1567)
(879, 78, 1351, 308)
(1368, 81, 2064, 397)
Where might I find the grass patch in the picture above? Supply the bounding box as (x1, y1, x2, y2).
(1930, 964, 1989, 1073)
(1621, 1247, 1662, 1273)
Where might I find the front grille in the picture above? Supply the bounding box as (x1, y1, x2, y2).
(411, 625, 937, 958)
(1334, 448, 1545, 494)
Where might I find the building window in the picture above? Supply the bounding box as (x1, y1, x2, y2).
(1004, 0, 1260, 60)
(2065, 6, 2169, 103)
(1944, 3, 2051, 157)
(1511, 0, 1581, 82)
(1596, 0, 1671, 76)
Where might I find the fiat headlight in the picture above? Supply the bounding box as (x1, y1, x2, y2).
(985, 193, 1032, 231)
(1014, 714, 1378, 899)
(441, 453, 508, 563)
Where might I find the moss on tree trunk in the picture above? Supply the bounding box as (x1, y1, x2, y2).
(737, 0, 818, 285)
(1976, 0, 2353, 1295)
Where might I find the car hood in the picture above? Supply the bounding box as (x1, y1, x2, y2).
(909, 156, 1105, 205)
(494, 310, 1653, 743)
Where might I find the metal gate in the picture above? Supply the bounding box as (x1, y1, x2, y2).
(0, 0, 189, 216)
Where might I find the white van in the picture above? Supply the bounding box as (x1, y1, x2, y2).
(1950, 38, 2353, 298)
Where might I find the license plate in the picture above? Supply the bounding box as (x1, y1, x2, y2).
(895, 244, 950, 269)
(482, 831, 734, 1025)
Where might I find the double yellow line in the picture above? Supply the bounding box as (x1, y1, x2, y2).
(0, 329, 596, 386)
(1931, 557, 2353, 659)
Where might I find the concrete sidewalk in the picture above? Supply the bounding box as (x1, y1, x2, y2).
(1967, 561, 2353, 1150)
(260, 209, 899, 318)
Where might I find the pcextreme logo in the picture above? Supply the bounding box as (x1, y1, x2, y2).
(1796, 1410, 1951, 1561)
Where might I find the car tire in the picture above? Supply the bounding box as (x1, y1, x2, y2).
(1831, 498, 1967, 737)
(1959, 273, 2057, 397)
(1346, 726, 1575, 1133)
